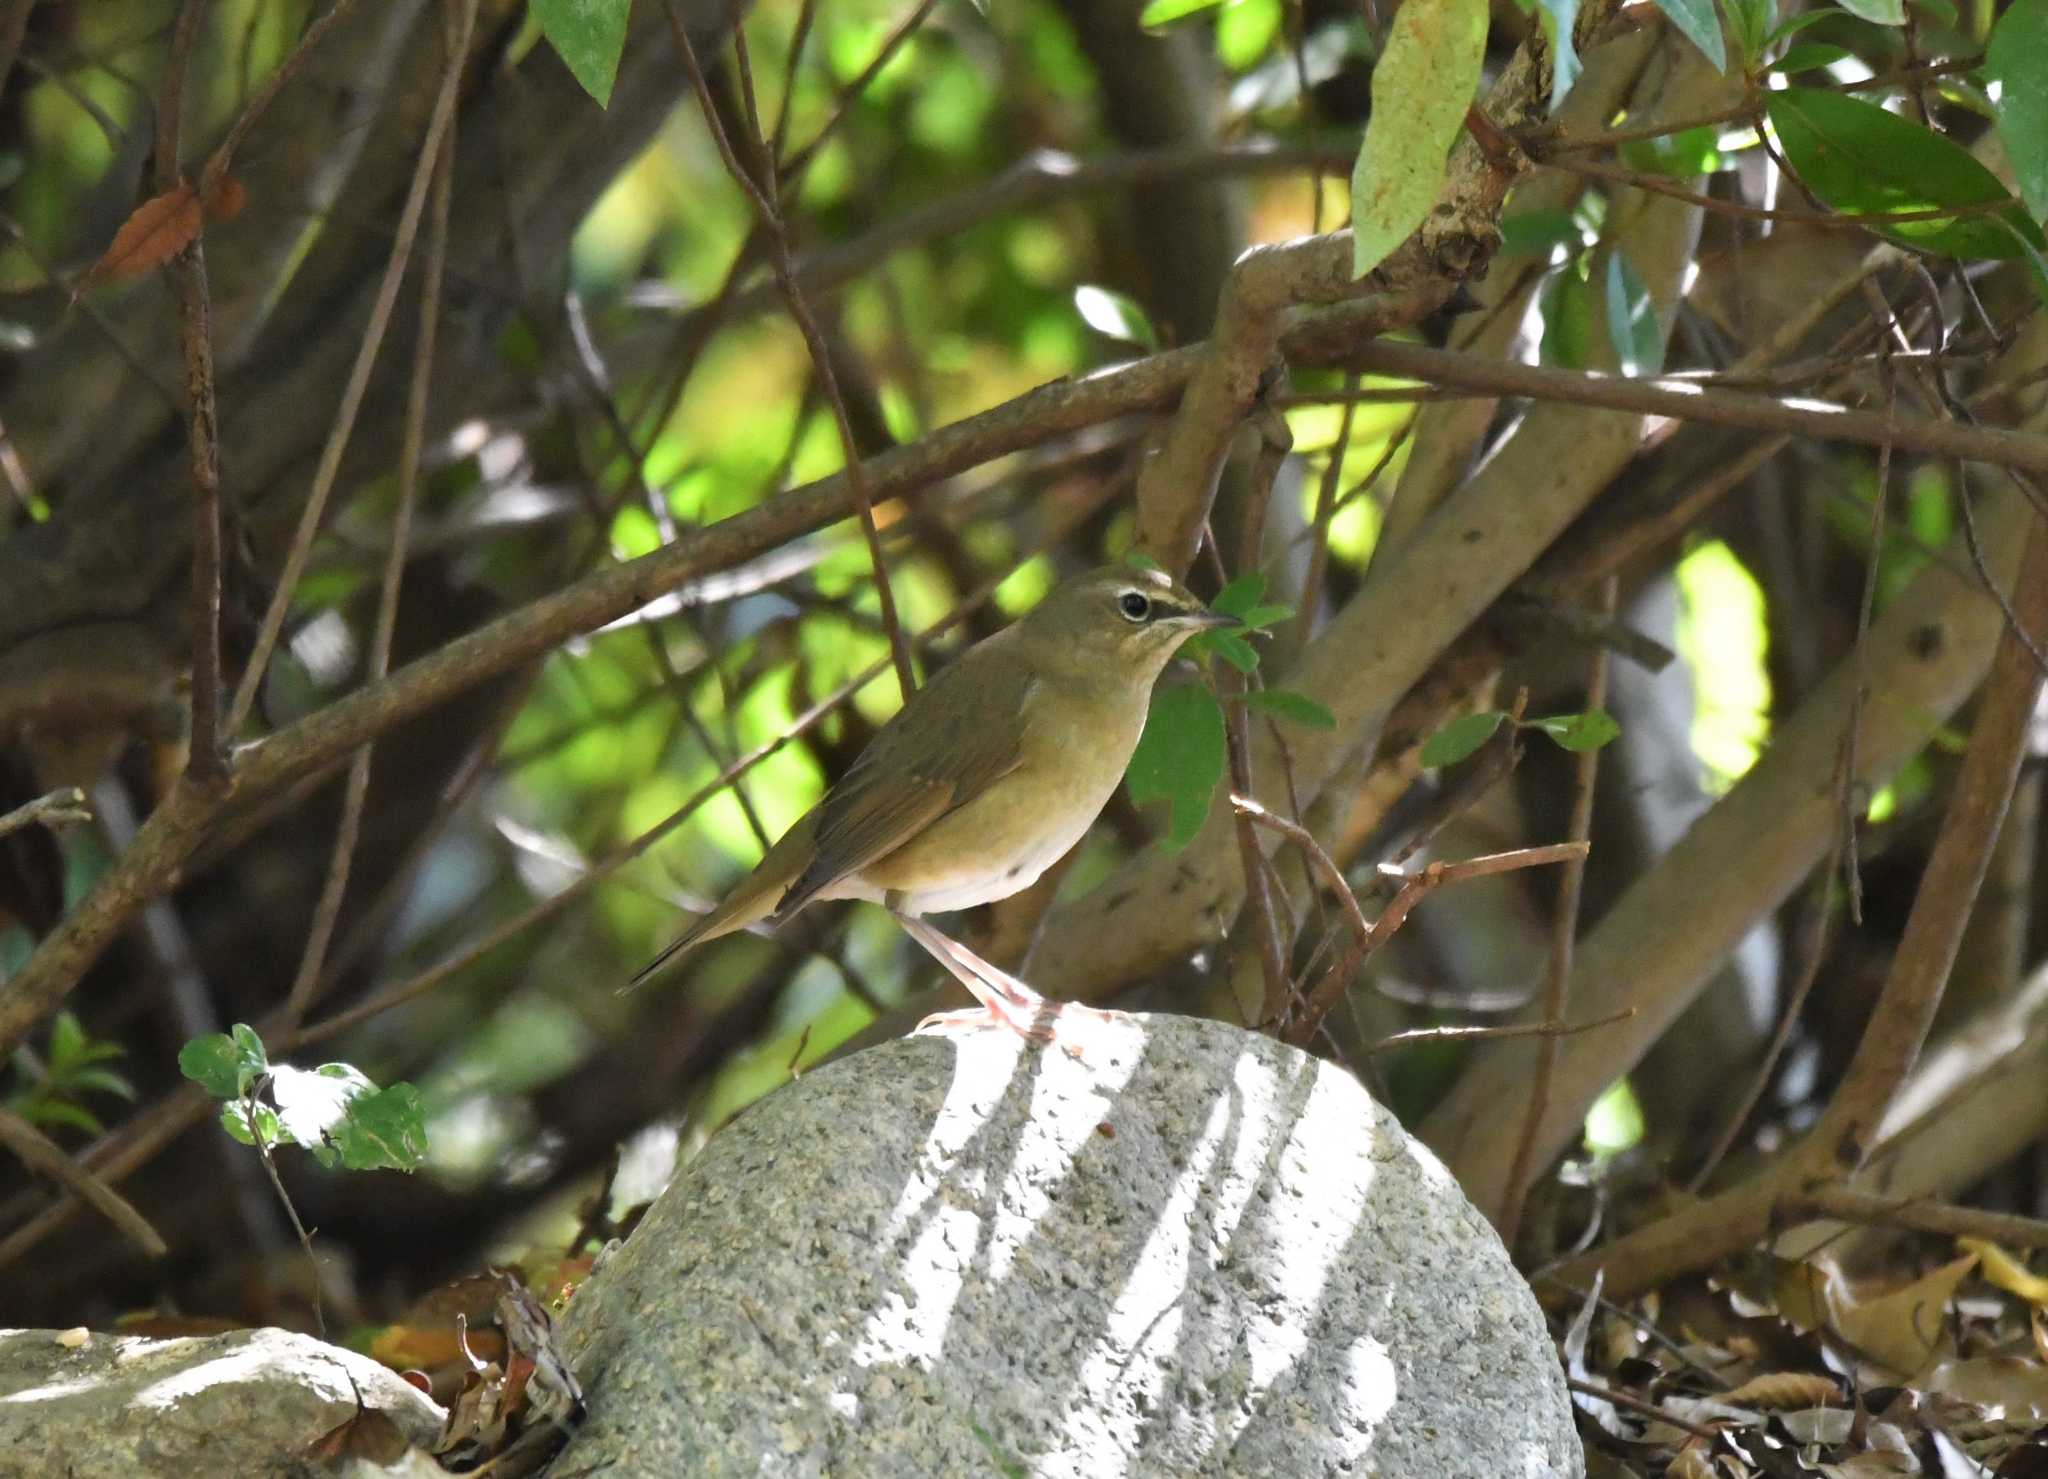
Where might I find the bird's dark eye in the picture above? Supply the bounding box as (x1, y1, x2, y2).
(1118, 591, 1152, 622)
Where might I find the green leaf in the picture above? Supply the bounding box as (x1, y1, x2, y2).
(1834, 0, 1903, 22)
(1210, 571, 1268, 619)
(179, 1031, 257, 1099)
(1909, 0, 1956, 23)
(1650, 0, 1727, 70)
(1527, 0, 1582, 112)
(63, 1067, 135, 1102)
(1770, 42, 1850, 74)
(1764, 7, 1845, 44)
(1993, 218, 2048, 312)
(1724, 0, 1773, 63)
(1420, 710, 1506, 767)
(1244, 688, 1338, 729)
(1604, 250, 1663, 375)
(1139, 0, 1224, 23)
(47, 1010, 84, 1067)
(1766, 88, 2047, 259)
(1073, 285, 1160, 350)
(531, 0, 631, 108)
(269, 1062, 374, 1150)
(221, 1098, 284, 1150)
(1208, 632, 1262, 672)
(1127, 684, 1228, 853)
(1237, 603, 1294, 630)
(1540, 264, 1594, 368)
(22, 1100, 106, 1138)
(1526, 708, 1622, 751)
(1499, 208, 1584, 257)
(1987, 0, 2048, 226)
(1216, 0, 1284, 69)
(329, 1084, 428, 1173)
(1620, 124, 1722, 177)
(1349, 0, 1490, 277)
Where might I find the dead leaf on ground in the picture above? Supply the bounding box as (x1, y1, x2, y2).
(80, 183, 201, 288)
(1826, 1252, 1979, 1378)
(1719, 1370, 1841, 1408)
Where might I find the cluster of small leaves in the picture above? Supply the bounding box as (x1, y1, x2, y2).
(1126, 572, 1335, 853)
(178, 1025, 427, 1173)
(5, 1011, 134, 1137)
(1419, 707, 1621, 769)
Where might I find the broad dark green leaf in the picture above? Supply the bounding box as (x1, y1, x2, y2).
(1527, 708, 1621, 751)
(329, 1085, 429, 1173)
(1987, 0, 2048, 226)
(532, 0, 631, 108)
(1350, 0, 1490, 277)
(1074, 285, 1160, 350)
(1139, 0, 1224, 21)
(1766, 88, 2046, 259)
(1499, 208, 1583, 257)
(1651, 0, 1727, 70)
(1128, 683, 1228, 853)
(1420, 710, 1505, 767)
(1834, 0, 1903, 23)
(1244, 688, 1338, 729)
(1765, 7, 1846, 44)
(1771, 42, 1850, 74)
(1604, 250, 1664, 375)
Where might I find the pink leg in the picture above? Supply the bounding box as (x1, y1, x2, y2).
(892, 912, 1120, 1046)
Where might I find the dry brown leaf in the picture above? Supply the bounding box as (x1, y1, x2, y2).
(1718, 1370, 1841, 1408)
(1918, 1355, 2048, 1421)
(81, 184, 200, 288)
(202, 173, 246, 223)
(1826, 1252, 1978, 1378)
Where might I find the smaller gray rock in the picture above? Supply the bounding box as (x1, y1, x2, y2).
(558, 1012, 1581, 1477)
(0, 1325, 444, 1478)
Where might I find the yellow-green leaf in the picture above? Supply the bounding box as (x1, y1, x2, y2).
(1350, 0, 1489, 278)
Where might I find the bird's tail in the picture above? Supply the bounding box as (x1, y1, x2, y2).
(623, 820, 812, 991)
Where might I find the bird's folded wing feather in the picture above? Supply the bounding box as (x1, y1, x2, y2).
(772, 649, 1029, 918)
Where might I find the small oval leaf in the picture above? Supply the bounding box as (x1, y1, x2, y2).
(1128, 684, 1228, 852)
(1420, 710, 1506, 767)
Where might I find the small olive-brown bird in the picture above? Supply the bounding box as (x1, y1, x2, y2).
(634, 563, 1236, 1035)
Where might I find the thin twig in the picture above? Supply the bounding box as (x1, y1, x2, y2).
(663, 2, 916, 702)
(1371, 1004, 1636, 1056)
(1565, 1378, 1723, 1441)
(1285, 842, 1590, 1047)
(243, 1085, 324, 1336)
(284, 20, 459, 1027)
(1499, 575, 1613, 1245)
(0, 787, 91, 840)
(0, 1108, 167, 1260)
(154, 0, 226, 782)
(1787, 1186, 2048, 1250)
(224, 0, 480, 734)
(198, 0, 358, 195)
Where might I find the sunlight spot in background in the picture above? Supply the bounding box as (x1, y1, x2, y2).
(1675, 539, 1772, 791)
(1584, 1077, 1646, 1159)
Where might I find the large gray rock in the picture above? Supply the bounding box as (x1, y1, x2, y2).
(558, 1012, 1581, 1477)
(0, 1324, 444, 1477)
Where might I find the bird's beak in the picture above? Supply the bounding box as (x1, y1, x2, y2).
(1185, 608, 1242, 630)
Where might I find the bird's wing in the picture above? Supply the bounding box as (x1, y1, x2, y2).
(772, 644, 1029, 919)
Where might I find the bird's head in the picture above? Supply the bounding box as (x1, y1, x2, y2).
(1018, 564, 1240, 685)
